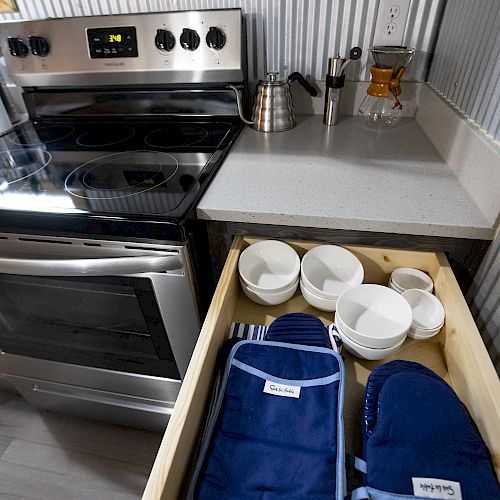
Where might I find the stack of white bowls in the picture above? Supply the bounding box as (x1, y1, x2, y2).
(300, 245, 364, 312)
(238, 240, 300, 305)
(335, 284, 413, 360)
(389, 267, 434, 294)
(401, 288, 445, 339)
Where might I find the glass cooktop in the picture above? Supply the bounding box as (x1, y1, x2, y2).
(0, 119, 237, 221)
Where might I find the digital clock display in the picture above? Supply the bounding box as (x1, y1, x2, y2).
(87, 26, 138, 58)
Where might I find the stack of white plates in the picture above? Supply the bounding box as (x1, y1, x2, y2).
(300, 245, 364, 312)
(401, 288, 445, 339)
(335, 284, 412, 360)
(238, 240, 300, 305)
(389, 267, 433, 294)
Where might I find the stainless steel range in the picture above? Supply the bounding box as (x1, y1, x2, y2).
(0, 9, 246, 430)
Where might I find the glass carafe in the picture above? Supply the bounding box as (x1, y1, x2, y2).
(359, 46, 415, 126)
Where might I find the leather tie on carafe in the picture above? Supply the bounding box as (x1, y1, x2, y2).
(389, 66, 405, 110)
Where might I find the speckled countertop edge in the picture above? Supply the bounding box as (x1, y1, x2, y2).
(197, 113, 495, 240)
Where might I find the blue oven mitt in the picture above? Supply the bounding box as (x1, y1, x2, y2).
(265, 312, 333, 348)
(352, 360, 500, 500)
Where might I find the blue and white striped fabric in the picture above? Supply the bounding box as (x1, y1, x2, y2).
(228, 321, 342, 353)
(228, 322, 268, 341)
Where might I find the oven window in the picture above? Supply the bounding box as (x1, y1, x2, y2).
(0, 274, 180, 379)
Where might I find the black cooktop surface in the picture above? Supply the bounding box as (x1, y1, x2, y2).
(0, 119, 238, 225)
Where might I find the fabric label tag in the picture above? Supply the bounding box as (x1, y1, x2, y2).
(412, 477, 462, 499)
(263, 380, 301, 398)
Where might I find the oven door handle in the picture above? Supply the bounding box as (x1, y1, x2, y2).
(0, 255, 183, 276)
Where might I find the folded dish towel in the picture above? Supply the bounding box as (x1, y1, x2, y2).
(228, 322, 268, 341)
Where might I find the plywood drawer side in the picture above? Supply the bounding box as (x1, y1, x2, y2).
(142, 241, 241, 500)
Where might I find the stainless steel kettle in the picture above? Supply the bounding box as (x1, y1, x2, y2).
(251, 71, 317, 132)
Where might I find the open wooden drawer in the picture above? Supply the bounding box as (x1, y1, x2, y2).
(143, 236, 500, 499)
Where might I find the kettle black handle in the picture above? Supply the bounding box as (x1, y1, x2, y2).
(288, 72, 318, 97)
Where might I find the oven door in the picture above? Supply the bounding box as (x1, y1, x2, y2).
(0, 233, 201, 430)
(0, 272, 182, 378)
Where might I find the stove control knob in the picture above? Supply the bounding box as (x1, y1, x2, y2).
(7, 37, 29, 58)
(29, 36, 50, 57)
(180, 28, 200, 51)
(206, 27, 226, 50)
(155, 29, 175, 52)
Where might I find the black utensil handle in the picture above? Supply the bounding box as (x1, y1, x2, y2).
(326, 75, 345, 89)
(350, 47, 362, 60)
(288, 72, 318, 97)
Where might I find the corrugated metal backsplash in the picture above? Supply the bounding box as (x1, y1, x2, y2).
(428, 1, 500, 372)
(0, 0, 443, 82)
(467, 233, 500, 374)
(427, 0, 500, 142)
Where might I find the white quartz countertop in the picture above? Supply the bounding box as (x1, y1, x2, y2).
(197, 115, 494, 239)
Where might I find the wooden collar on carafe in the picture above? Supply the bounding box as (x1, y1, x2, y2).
(367, 65, 406, 97)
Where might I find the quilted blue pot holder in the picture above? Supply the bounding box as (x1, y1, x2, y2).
(188, 340, 345, 500)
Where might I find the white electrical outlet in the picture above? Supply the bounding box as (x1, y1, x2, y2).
(373, 0, 411, 46)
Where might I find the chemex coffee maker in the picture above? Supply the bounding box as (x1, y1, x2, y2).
(358, 45, 415, 126)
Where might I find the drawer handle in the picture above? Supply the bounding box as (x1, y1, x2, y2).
(5, 373, 175, 415)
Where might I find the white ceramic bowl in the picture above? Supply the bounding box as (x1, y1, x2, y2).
(336, 321, 406, 360)
(300, 279, 337, 312)
(401, 288, 445, 330)
(389, 267, 434, 294)
(335, 284, 412, 349)
(408, 323, 443, 340)
(335, 314, 405, 351)
(300, 245, 364, 299)
(335, 313, 408, 350)
(239, 277, 298, 306)
(238, 240, 300, 293)
(388, 278, 405, 293)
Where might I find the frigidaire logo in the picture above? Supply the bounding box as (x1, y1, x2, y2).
(104, 62, 125, 67)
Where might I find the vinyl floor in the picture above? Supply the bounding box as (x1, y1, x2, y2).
(0, 389, 163, 499)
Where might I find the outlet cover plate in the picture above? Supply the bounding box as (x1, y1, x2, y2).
(373, 0, 411, 46)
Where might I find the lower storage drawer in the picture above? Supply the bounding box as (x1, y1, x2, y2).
(143, 236, 500, 499)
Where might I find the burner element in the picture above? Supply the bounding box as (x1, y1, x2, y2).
(64, 150, 178, 200)
(144, 125, 208, 149)
(76, 126, 136, 147)
(11, 125, 75, 146)
(0, 149, 52, 187)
